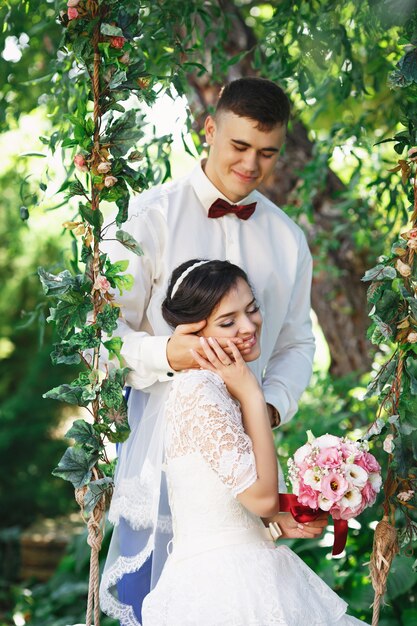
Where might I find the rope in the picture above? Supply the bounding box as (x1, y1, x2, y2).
(75, 476, 106, 626)
(370, 517, 399, 626)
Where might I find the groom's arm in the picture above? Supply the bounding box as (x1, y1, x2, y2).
(262, 235, 315, 425)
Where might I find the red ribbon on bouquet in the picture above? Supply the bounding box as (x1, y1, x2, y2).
(279, 493, 348, 556)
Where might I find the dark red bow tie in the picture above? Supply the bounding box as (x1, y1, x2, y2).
(207, 198, 257, 220)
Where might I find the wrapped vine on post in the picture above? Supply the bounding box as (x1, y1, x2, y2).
(362, 20, 417, 625)
(37, 1, 197, 624)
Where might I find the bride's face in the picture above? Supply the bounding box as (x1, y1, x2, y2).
(200, 277, 262, 362)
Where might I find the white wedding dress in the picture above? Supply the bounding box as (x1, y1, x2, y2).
(141, 370, 367, 625)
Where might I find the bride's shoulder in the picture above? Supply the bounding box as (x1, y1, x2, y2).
(171, 369, 227, 399)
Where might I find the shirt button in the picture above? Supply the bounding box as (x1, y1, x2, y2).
(167, 372, 174, 377)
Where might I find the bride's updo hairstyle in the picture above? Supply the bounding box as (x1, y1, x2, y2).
(162, 259, 249, 328)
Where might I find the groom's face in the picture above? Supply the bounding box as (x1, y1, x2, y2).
(204, 111, 285, 203)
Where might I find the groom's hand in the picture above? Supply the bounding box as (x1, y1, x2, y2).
(263, 511, 329, 539)
(166, 321, 245, 371)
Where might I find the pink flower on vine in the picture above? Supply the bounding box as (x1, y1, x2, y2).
(67, 6, 79, 20)
(120, 52, 130, 65)
(97, 162, 112, 174)
(94, 275, 111, 293)
(110, 36, 126, 49)
(383, 433, 394, 454)
(397, 490, 414, 502)
(407, 331, 417, 343)
(74, 153, 88, 172)
(104, 175, 118, 188)
(396, 258, 412, 277)
(407, 238, 417, 250)
(67, 0, 80, 7)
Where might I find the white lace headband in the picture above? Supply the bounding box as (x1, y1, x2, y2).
(171, 260, 211, 298)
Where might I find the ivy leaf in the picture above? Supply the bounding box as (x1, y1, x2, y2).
(373, 315, 395, 340)
(38, 268, 80, 296)
(52, 447, 98, 488)
(84, 477, 114, 515)
(116, 229, 143, 256)
(405, 358, 417, 395)
(109, 70, 127, 90)
(50, 342, 81, 366)
(109, 366, 131, 387)
(79, 203, 103, 232)
(101, 378, 125, 408)
(100, 22, 124, 37)
(362, 264, 397, 282)
(374, 288, 400, 319)
(103, 336, 123, 363)
(47, 295, 92, 338)
(105, 259, 129, 276)
(65, 419, 101, 451)
(113, 273, 134, 294)
(43, 382, 97, 406)
(96, 304, 120, 334)
(68, 324, 101, 350)
(104, 110, 144, 158)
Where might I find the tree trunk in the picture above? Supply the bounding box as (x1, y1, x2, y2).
(184, 1, 373, 376)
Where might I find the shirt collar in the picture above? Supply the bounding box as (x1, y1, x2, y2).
(190, 160, 257, 213)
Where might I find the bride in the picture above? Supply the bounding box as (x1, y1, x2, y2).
(137, 258, 367, 625)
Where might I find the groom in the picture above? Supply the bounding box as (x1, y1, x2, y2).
(105, 77, 327, 622)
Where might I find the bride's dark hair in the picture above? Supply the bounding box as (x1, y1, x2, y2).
(162, 259, 250, 328)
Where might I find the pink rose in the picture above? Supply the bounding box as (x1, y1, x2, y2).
(396, 259, 412, 277)
(67, 0, 80, 6)
(67, 6, 79, 20)
(74, 153, 88, 172)
(97, 161, 112, 174)
(104, 175, 118, 187)
(314, 434, 341, 449)
(340, 440, 358, 461)
(407, 331, 417, 343)
(316, 447, 341, 469)
(398, 490, 414, 502)
(110, 36, 126, 49)
(321, 471, 349, 502)
(119, 52, 130, 65)
(383, 434, 394, 454)
(93, 275, 111, 293)
(356, 451, 380, 473)
(298, 481, 319, 509)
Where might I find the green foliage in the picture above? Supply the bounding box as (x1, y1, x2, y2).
(0, 166, 78, 529)
(2, 524, 118, 626)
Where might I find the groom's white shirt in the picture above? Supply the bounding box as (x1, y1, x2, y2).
(103, 161, 315, 425)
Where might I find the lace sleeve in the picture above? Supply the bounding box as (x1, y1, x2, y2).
(166, 370, 258, 497)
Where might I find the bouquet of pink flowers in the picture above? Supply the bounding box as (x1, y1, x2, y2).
(287, 431, 382, 521)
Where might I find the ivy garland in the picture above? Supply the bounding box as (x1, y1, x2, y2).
(363, 18, 417, 624)
(37, 1, 201, 623)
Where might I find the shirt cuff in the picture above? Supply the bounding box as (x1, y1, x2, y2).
(141, 335, 176, 381)
(263, 390, 291, 426)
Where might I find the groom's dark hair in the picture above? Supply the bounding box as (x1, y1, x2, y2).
(162, 259, 250, 329)
(215, 77, 290, 130)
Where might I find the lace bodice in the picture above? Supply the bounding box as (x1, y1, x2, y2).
(164, 370, 264, 544)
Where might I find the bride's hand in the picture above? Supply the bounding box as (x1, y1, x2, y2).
(191, 337, 261, 402)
